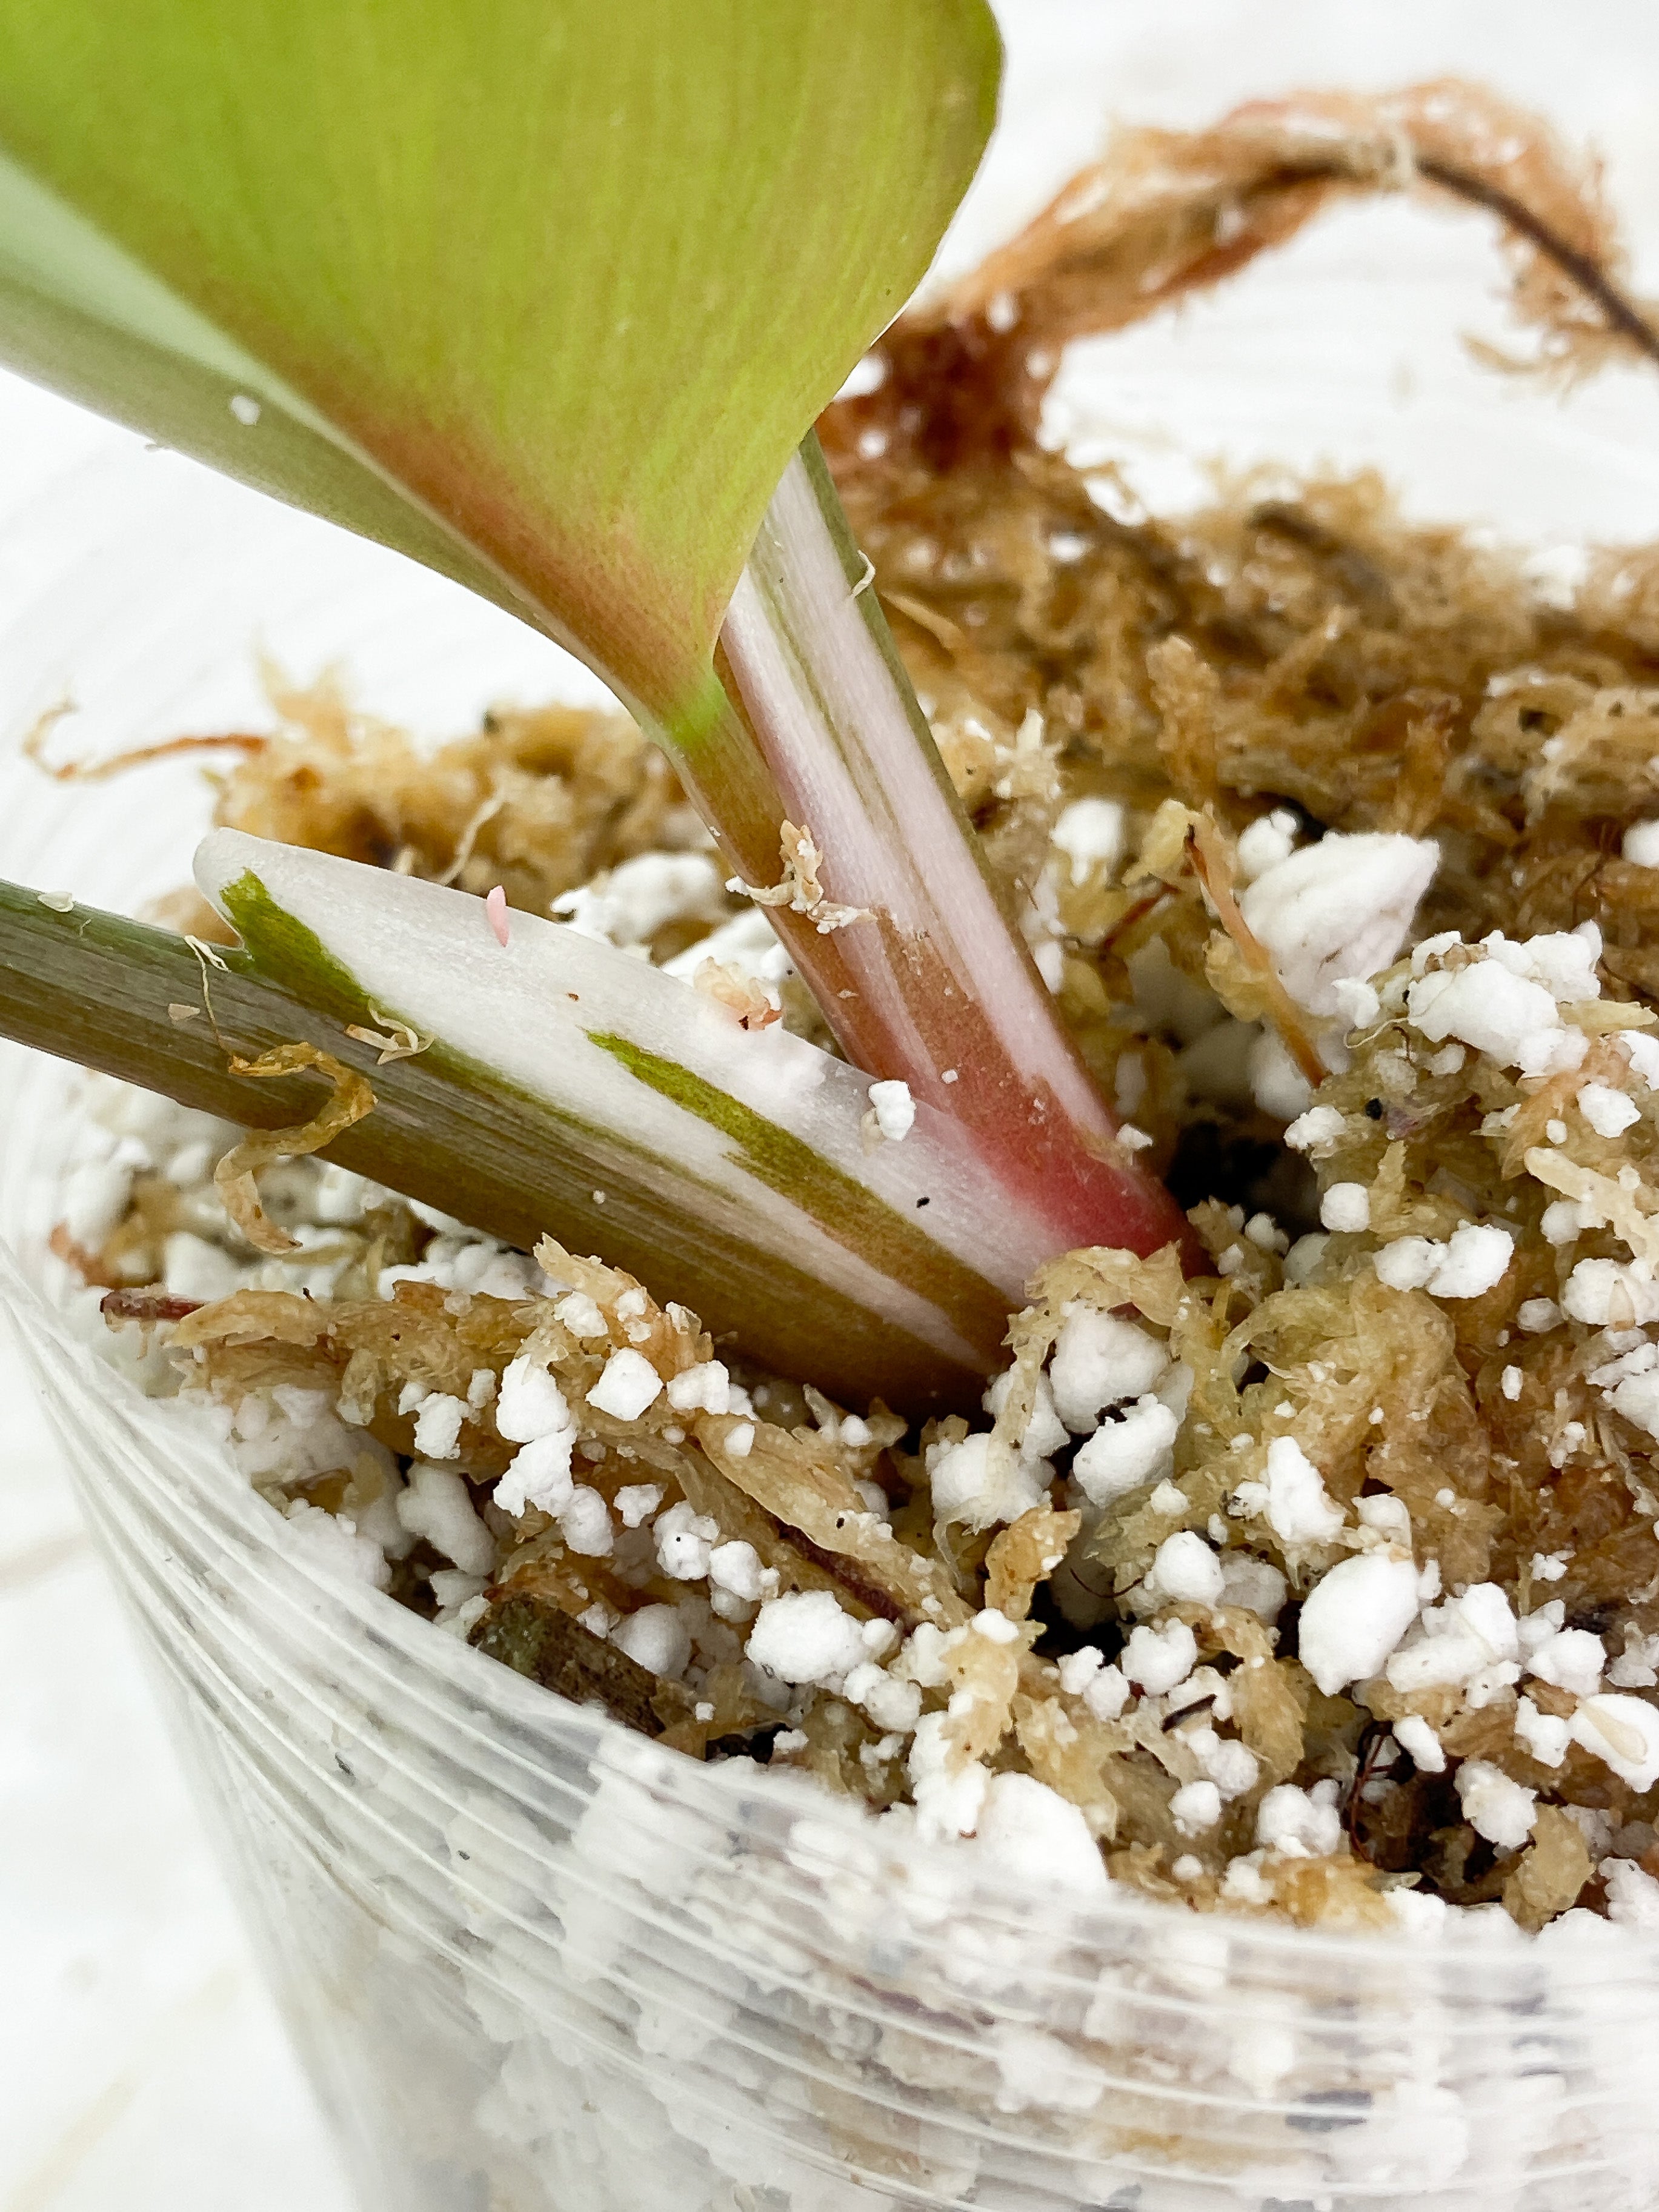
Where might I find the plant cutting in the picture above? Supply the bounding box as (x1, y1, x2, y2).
(0, 0, 1192, 1423)
(10, 18, 1659, 2205)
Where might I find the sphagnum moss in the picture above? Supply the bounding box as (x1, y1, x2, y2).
(56, 87, 1659, 1936)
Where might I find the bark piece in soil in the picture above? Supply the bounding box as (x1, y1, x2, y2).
(470, 1590, 691, 1737)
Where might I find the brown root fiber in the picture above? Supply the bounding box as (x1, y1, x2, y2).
(214, 1045, 375, 1254)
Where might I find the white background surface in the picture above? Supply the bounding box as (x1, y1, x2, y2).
(8, 5, 1659, 2205)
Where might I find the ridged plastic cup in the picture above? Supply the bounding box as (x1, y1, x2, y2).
(7, 195, 1659, 2208)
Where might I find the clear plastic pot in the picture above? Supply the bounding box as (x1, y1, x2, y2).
(8, 92, 1659, 2208)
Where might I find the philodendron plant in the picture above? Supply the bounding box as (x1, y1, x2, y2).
(0, 0, 1190, 1408)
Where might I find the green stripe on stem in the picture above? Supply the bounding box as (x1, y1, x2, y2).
(588, 1028, 1008, 1353)
(0, 875, 989, 1407)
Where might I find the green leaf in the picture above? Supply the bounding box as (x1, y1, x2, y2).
(0, 0, 998, 728)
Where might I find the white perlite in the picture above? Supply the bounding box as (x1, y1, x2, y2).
(496, 1354, 574, 1442)
(1374, 1221, 1512, 1299)
(1071, 1396, 1178, 1504)
(708, 1539, 769, 1603)
(1246, 1030, 1312, 1120)
(1407, 926, 1601, 1074)
(396, 1462, 496, 1576)
(654, 1500, 719, 1581)
(552, 849, 726, 948)
(1232, 1435, 1343, 1547)
(553, 1289, 608, 1338)
(1319, 1181, 1371, 1233)
(411, 1392, 467, 1460)
(1219, 1554, 1288, 1619)
(984, 1367, 1068, 1459)
(613, 1483, 662, 1527)
(1604, 1857, 1659, 1930)
(1407, 959, 1559, 1066)
(865, 1078, 916, 1142)
(1234, 808, 1298, 883)
(559, 1486, 614, 1557)
(1526, 1626, 1604, 1698)
(1621, 1028, 1659, 1087)
(611, 1602, 691, 1678)
(1486, 923, 1601, 1002)
(747, 1591, 868, 1687)
(1050, 796, 1125, 886)
(1563, 1258, 1659, 1327)
(1170, 1779, 1223, 1834)
(1120, 1619, 1197, 1697)
(1594, 1344, 1659, 1441)
(588, 1347, 664, 1421)
(282, 1498, 390, 1589)
(928, 1431, 1051, 1530)
(1256, 1780, 1343, 1859)
(666, 1360, 731, 1413)
(1238, 831, 1437, 1015)
(492, 1354, 579, 1516)
(1297, 1550, 1420, 1696)
(494, 1427, 576, 1518)
(1283, 1103, 1345, 1157)
(976, 1772, 1109, 1896)
(1146, 1530, 1225, 1607)
(1578, 1080, 1640, 1138)
(1514, 1696, 1571, 1769)
(1199, 1733, 1260, 1799)
(1386, 1583, 1520, 1696)
(843, 1659, 920, 1734)
(1392, 1714, 1446, 1775)
(1455, 1761, 1537, 1851)
(1331, 976, 1381, 1029)
(1048, 1307, 1167, 1430)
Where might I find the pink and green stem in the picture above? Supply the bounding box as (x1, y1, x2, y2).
(668, 434, 1192, 1264)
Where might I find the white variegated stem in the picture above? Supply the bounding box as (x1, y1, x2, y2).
(194, 831, 1048, 1409)
(705, 436, 1194, 1266)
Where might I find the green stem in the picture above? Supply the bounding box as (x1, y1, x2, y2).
(0, 874, 999, 1408)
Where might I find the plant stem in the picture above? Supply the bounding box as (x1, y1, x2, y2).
(675, 434, 1192, 1263)
(0, 872, 1010, 1407)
